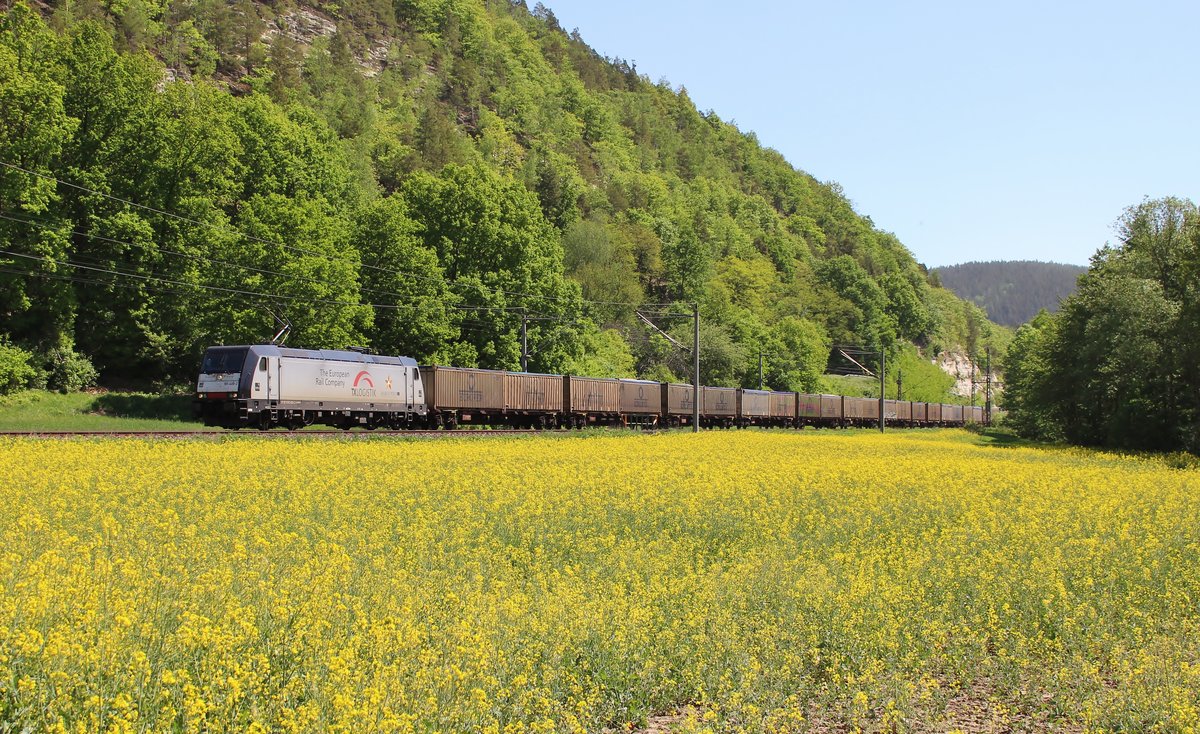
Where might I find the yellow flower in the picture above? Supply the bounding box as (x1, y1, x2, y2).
(0, 431, 1196, 731)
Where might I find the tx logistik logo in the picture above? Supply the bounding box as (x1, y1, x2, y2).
(458, 372, 484, 402)
(632, 385, 649, 408)
(351, 370, 377, 397)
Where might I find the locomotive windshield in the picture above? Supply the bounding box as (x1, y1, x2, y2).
(200, 347, 248, 374)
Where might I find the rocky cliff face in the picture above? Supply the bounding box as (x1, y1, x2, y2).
(937, 351, 1002, 401)
(265, 5, 392, 76)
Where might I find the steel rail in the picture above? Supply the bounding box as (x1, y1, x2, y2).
(0, 429, 562, 438)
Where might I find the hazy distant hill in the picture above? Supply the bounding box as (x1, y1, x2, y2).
(935, 261, 1087, 327)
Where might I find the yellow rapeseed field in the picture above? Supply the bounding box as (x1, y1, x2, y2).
(1, 430, 1198, 733)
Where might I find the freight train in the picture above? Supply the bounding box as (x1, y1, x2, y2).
(193, 344, 989, 430)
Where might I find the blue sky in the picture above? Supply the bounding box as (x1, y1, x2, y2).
(543, 1, 1198, 267)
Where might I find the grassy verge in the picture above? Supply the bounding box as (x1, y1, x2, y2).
(0, 390, 208, 431)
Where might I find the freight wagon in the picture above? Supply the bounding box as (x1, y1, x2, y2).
(422, 365, 505, 428)
(844, 397, 881, 427)
(820, 395, 844, 426)
(505, 372, 563, 427)
(619, 379, 663, 425)
(662, 383, 698, 427)
(797, 393, 822, 425)
(912, 401, 927, 425)
(768, 391, 797, 428)
(702, 386, 737, 428)
(565, 376, 621, 427)
(944, 404, 964, 425)
(927, 402, 943, 424)
(737, 389, 772, 427)
(885, 399, 912, 426)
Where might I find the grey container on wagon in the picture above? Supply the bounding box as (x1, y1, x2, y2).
(864, 398, 880, 421)
(844, 397, 880, 425)
(618, 379, 663, 425)
(927, 402, 943, 423)
(797, 393, 822, 423)
(885, 399, 911, 424)
(843, 396, 866, 422)
(662, 383, 698, 427)
(564, 376, 621, 426)
(945, 404, 965, 425)
(768, 391, 797, 425)
(702, 386, 737, 426)
(912, 401, 927, 424)
(420, 365, 506, 426)
(820, 394, 844, 423)
(505, 372, 564, 426)
(738, 389, 771, 426)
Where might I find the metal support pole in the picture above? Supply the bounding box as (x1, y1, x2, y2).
(879, 349, 885, 433)
(520, 310, 528, 372)
(897, 368, 903, 401)
(985, 347, 992, 425)
(692, 303, 700, 433)
(758, 350, 763, 390)
(970, 354, 976, 407)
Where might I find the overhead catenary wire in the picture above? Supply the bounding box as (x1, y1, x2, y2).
(0, 160, 680, 311)
(0, 213, 590, 321)
(0, 210, 430, 306)
(0, 247, 578, 327)
(0, 265, 521, 338)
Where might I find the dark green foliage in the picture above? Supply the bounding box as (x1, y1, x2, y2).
(1004, 199, 1200, 452)
(0, 0, 998, 397)
(89, 391, 194, 421)
(999, 310, 1057, 439)
(43, 338, 98, 391)
(936, 260, 1087, 327)
(398, 164, 582, 371)
(0, 339, 38, 394)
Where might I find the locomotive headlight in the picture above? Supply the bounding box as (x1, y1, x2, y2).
(198, 393, 206, 399)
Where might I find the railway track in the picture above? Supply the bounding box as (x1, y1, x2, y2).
(0, 429, 552, 438)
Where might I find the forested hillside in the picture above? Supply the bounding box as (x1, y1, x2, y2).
(935, 261, 1086, 327)
(0, 0, 1005, 394)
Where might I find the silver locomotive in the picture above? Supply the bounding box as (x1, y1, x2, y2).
(194, 345, 425, 430)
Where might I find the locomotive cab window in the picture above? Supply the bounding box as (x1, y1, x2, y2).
(259, 357, 268, 371)
(201, 348, 248, 374)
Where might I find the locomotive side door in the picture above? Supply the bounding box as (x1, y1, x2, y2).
(265, 356, 280, 403)
(411, 367, 425, 416)
(406, 366, 417, 413)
